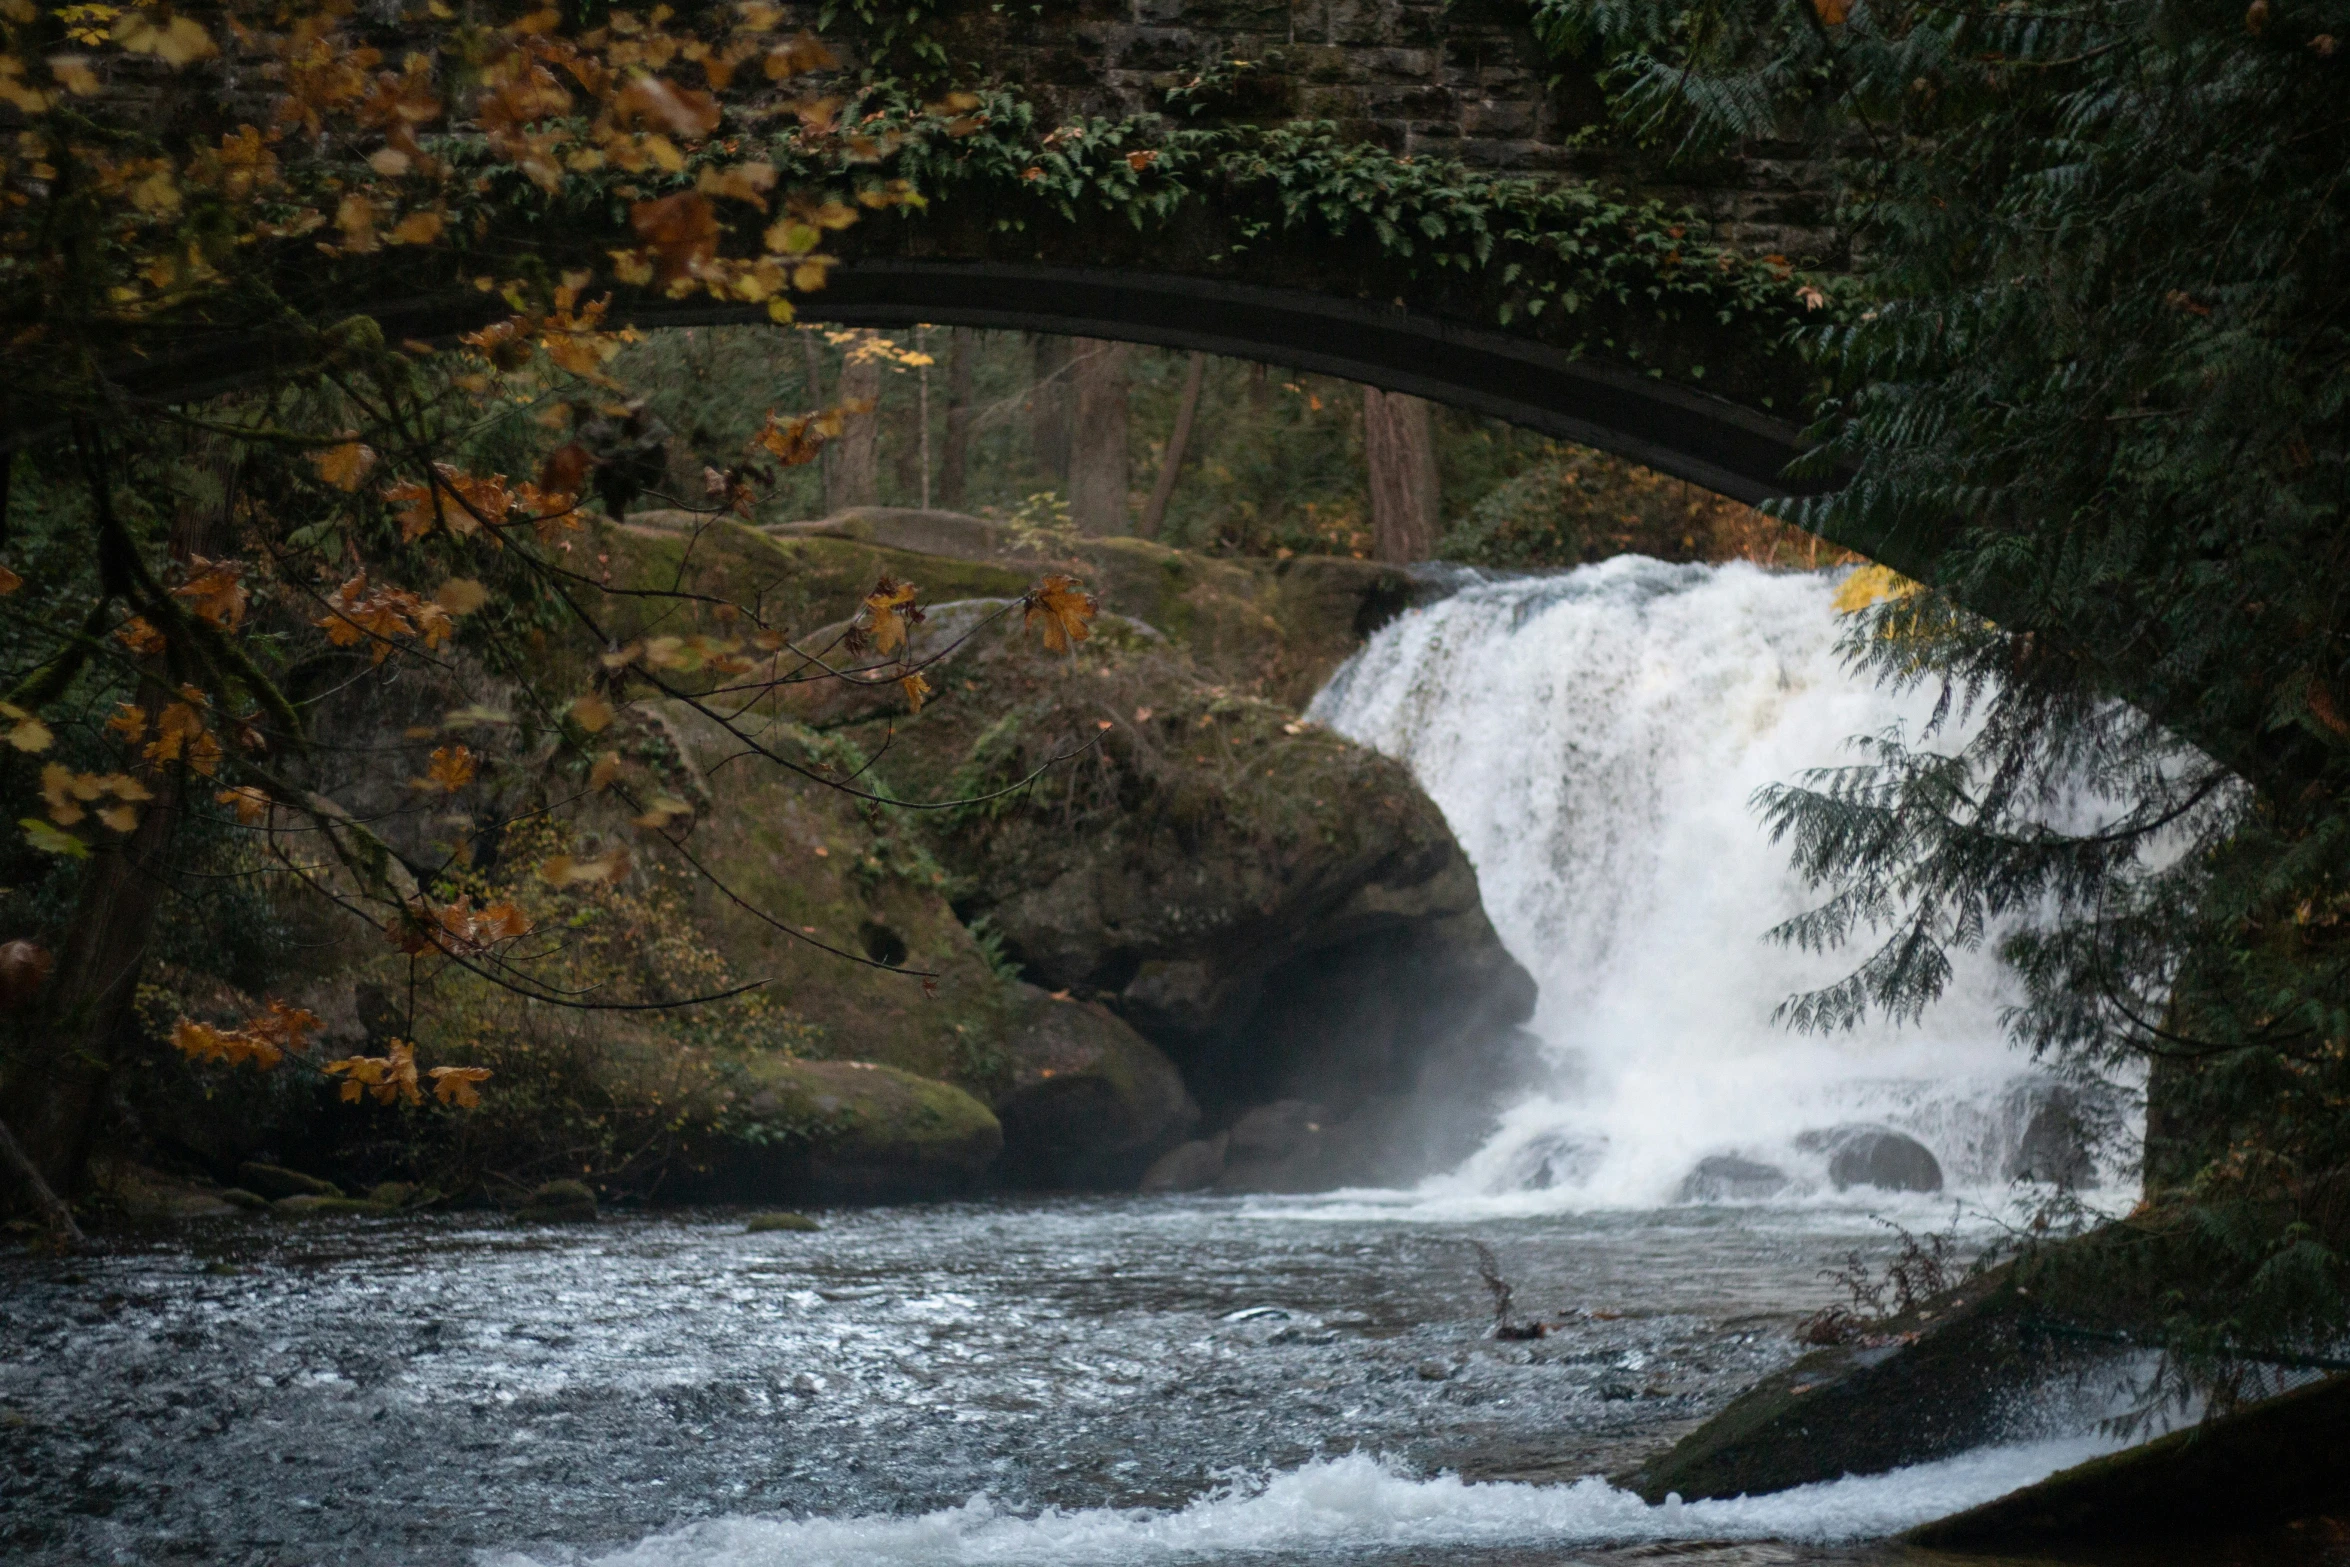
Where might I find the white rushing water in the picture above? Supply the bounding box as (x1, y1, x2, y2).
(1308, 557, 2079, 1213)
(488, 1440, 2119, 1567)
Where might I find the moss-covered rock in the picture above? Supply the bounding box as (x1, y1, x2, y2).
(717, 1058, 1003, 1201)
(635, 699, 1012, 1088)
(272, 1194, 399, 1218)
(993, 984, 1198, 1188)
(848, 603, 1536, 1185)
(746, 1210, 821, 1232)
(518, 1179, 598, 1222)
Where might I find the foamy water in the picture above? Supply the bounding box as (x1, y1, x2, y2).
(1309, 559, 2103, 1213)
(486, 1440, 2116, 1566)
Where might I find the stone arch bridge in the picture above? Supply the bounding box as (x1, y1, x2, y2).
(70, 0, 1921, 566)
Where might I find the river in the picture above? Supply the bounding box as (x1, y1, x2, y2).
(4, 1195, 2137, 1566)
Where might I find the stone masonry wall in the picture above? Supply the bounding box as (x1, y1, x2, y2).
(918, 0, 1846, 264)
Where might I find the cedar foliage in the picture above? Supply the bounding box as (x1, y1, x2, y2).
(1539, 0, 2350, 1365)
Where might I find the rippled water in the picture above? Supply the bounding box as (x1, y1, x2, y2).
(0, 1195, 2200, 1567)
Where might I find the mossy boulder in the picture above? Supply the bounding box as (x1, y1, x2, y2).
(992, 984, 1198, 1188)
(631, 698, 1012, 1088)
(717, 1058, 1003, 1201)
(853, 605, 1536, 1183)
(518, 1179, 598, 1222)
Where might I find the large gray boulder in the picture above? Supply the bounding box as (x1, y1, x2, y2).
(1799, 1124, 1944, 1193)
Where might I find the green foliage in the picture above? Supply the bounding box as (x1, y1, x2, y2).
(1549, 0, 2350, 1365)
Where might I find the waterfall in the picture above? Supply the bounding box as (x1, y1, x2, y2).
(1310, 557, 2101, 1211)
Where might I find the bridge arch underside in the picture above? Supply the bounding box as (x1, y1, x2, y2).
(675, 262, 1826, 512)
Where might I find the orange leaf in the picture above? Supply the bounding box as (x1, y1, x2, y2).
(1025, 575, 1097, 653)
(629, 191, 720, 289)
(216, 785, 270, 825)
(312, 440, 378, 491)
(901, 670, 931, 714)
(171, 555, 248, 631)
(860, 576, 921, 656)
(416, 744, 477, 794)
(116, 616, 167, 655)
(0, 564, 19, 595)
(429, 1064, 492, 1108)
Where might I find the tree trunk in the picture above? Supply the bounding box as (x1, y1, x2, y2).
(834, 335, 882, 510)
(800, 329, 834, 513)
(1068, 338, 1132, 535)
(1363, 385, 1441, 563)
(4, 768, 179, 1195)
(938, 327, 975, 511)
(1031, 334, 1073, 491)
(1139, 351, 1207, 540)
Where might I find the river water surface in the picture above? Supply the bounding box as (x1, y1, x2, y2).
(1, 1194, 2173, 1567)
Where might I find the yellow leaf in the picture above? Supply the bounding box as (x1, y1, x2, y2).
(434, 577, 491, 615)
(632, 794, 693, 830)
(1831, 564, 1920, 613)
(1024, 575, 1097, 653)
(111, 10, 216, 65)
(570, 692, 616, 733)
(311, 440, 377, 491)
(128, 168, 180, 214)
(5, 708, 53, 753)
(900, 670, 931, 714)
(587, 751, 622, 791)
(116, 615, 166, 655)
(46, 55, 100, 95)
(387, 209, 445, 245)
(860, 576, 921, 656)
(95, 802, 140, 833)
(429, 1064, 492, 1107)
(540, 846, 630, 886)
(20, 817, 88, 857)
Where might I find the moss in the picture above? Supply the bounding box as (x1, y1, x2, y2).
(727, 1057, 1003, 1200)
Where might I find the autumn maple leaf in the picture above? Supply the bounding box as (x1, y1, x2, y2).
(861, 577, 922, 656)
(429, 1064, 493, 1108)
(416, 744, 478, 794)
(171, 556, 249, 630)
(1026, 575, 1098, 653)
(900, 670, 932, 714)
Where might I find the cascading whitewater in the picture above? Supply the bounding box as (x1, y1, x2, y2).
(1310, 557, 2088, 1210)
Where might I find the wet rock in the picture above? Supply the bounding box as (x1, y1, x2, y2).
(1615, 1261, 2081, 1502)
(1999, 1077, 2097, 1186)
(1416, 1360, 1456, 1381)
(1906, 1371, 2350, 1550)
(1140, 1134, 1227, 1193)
(864, 607, 1538, 1193)
(992, 985, 1197, 1189)
(746, 1211, 820, 1233)
(217, 1188, 269, 1212)
(718, 1058, 1003, 1202)
(1678, 1156, 1791, 1203)
(367, 1182, 418, 1208)
(518, 1180, 598, 1223)
(1797, 1125, 1943, 1193)
(237, 1162, 343, 1200)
